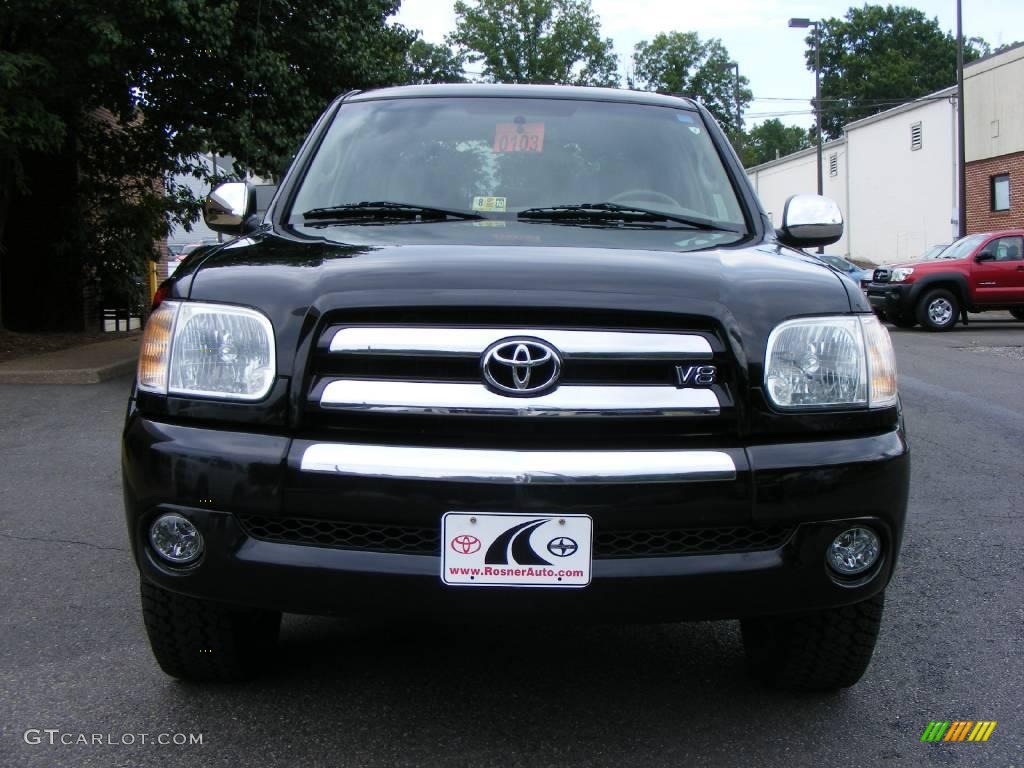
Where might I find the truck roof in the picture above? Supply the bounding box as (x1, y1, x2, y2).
(346, 83, 700, 110)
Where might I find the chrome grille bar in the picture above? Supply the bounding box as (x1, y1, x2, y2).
(329, 327, 712, 359)
(319, 380, 719, 417)
(300, 443, 737, 484)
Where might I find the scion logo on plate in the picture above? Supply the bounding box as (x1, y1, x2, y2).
(547, 536, 578, 557)
(481, 338, 562, 396)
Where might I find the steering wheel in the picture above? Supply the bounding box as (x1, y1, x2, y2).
(607, 189, 681, 209)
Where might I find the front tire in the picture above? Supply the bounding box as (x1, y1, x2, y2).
(140, 580, 281, 682)
(740, 592, 885, 691)
(916, 288, 959, 331)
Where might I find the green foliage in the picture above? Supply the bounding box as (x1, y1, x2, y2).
(0, 0, 423, 327)
(0, 52, 65, 161)
(740, 120, 812, 167)
(808, 4, 985, 140)
(630, 32, 752, 135)
(449, 0, 619, 86)
(406, 40, 466, 84)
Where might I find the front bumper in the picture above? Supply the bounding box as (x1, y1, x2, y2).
(122, 415, 910, 621)
(867, 283, 911, 315)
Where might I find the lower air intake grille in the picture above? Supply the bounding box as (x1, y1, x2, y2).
(594, 526, 794, 558)
(240, 517, 439, 555)
(238, 516, 793, 559)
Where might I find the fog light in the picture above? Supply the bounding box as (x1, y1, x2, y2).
(827, 527, 880, 576)
(149, 514, 203, 565)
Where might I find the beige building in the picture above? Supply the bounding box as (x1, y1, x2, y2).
(746, 92, 957, 265)
(746, 138, 849, 254)
(963, 44, 1024, 233)
(843, 89, 958, 264)
(745, 43, 1024, 265)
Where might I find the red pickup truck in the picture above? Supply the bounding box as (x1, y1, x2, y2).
(867, 230, 1024, 330)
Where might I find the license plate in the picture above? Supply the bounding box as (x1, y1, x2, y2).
(441, 512, 592, 588)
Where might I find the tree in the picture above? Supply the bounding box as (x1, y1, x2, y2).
(808, 5, 986, 140)
(406, 40, 466, 84)
(0, 0, 419, 330)
(964, 38, 1022, 58)
(630, 32, 752, 136)
(740, 120, 811, 167)
(449, 0, 619, 86)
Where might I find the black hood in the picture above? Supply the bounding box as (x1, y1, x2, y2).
(184, 232, 854, 378)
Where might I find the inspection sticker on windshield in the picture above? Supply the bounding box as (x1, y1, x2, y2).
(442, 512, 592, 588)
(472, 196, 507, 212)
(493, 122, 545, 153)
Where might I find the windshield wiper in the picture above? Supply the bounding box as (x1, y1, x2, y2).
(302, 201, 484, 222)
(517, 202, 734, 231)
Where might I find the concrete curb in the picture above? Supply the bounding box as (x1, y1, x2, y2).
(0, 358, 137, 385)
(0, 337, 140, 385)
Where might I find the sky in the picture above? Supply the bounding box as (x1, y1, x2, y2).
(394, 0, 1023, 129)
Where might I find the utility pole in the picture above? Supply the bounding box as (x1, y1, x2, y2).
(789, 17, 825, 253)
(956, 0, 967, 238)
(814, 24, 823, 199)
(733, 62, 741, 132)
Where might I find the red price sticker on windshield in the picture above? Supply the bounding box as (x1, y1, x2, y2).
(494, 123, 545, 153)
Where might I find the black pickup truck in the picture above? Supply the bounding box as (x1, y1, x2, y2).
(123, 84, 909, 689)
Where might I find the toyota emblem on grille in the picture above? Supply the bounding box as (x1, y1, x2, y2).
(482, 338, 562, 396)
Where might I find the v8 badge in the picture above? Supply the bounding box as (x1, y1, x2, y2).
(675, 364, 717, 387)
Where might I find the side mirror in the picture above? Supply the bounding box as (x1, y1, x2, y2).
(776, 194, 844, 248)
(975, 251, 995, 262)
(203, 182, 256, 235)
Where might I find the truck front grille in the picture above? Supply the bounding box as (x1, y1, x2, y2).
(303, 316, 737, 445)
(238, 515, 793, 559)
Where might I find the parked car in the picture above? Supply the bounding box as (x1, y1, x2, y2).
(817, 253, 873, 288)
(867, 230, 1024, 330)
(124, 84, 908, 690)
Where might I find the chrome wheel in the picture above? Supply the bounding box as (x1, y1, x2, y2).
(927, 297, 953, 326)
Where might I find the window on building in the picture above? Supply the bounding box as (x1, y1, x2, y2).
(991, 174, 1010, 212)
(910, 121, 923, 151)
(829, 153, 838, 177)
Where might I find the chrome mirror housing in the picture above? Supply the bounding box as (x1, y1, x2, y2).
(203, 182, 256, 235)
(777, 194, 844, 248)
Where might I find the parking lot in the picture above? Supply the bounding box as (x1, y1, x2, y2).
(1, 314, 1021, 768)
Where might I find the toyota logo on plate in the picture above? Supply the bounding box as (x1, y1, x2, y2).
(451, 534, 481, 555)
(482, 338, 562, 396)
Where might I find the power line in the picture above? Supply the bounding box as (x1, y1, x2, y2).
(746, 110, 816, 118)
(753, 94, 953, 103)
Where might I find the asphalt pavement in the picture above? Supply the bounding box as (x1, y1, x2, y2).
(1, 315, 1021, 768)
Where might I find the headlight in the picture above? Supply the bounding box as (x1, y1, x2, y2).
(136, 301, 276, 400)
(891, 267, 914, 282)
(764, 315, 897, 410)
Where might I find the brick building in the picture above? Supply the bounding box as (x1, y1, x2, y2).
(963, 44, 1024, 233)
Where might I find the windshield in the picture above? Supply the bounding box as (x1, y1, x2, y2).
(290, 97, 746, 232)
(922, 244, 949, 260)
(938, 234, 986, 260)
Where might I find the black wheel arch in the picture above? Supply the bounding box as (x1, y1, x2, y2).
(907, 273, 970, 309)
